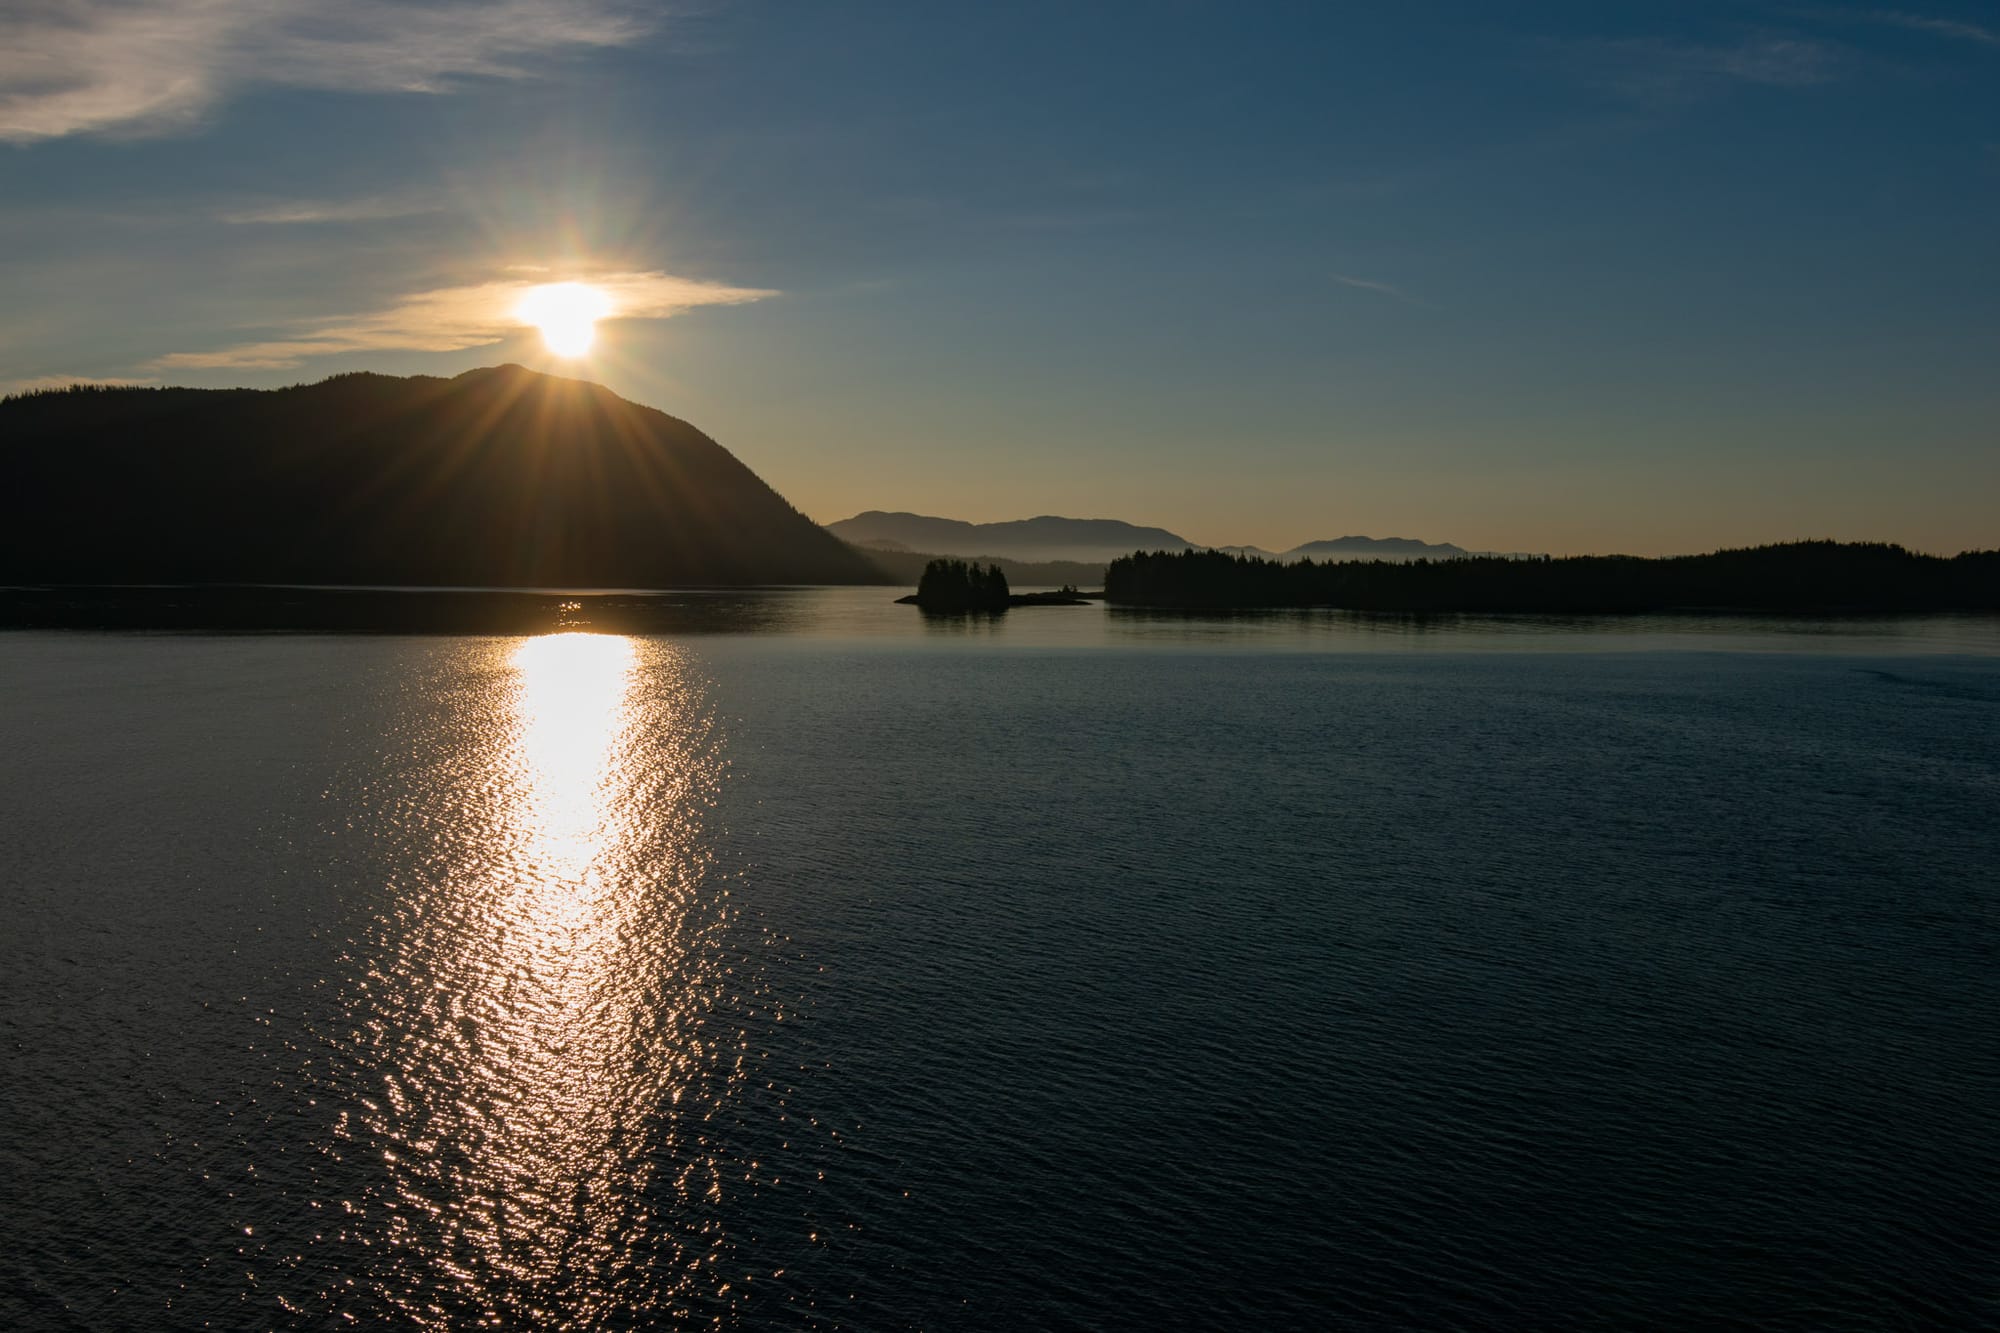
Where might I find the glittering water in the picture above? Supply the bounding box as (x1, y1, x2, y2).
(318, 634, 738, 1326)
(2, 594, 1997, 1329)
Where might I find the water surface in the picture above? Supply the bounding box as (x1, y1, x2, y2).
(3, 591, 1996, 1328)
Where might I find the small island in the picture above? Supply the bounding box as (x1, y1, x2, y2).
(897, 558, 1097, 611)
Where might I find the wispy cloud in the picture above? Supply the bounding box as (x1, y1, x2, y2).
(0, 0, 655, 143)
(1859, 10, 2000, 47)
(1566, 35, 1839, 104)
(1329, 271, 1415, 302)
(147, 269, 775, 370)
(218, 193, 446, 225)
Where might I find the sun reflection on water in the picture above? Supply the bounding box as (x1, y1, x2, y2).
(324, 633, 739, 1326)
(513, 632, 638, 879)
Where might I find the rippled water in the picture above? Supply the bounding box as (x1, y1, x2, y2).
(3, 593, 1997, 1328)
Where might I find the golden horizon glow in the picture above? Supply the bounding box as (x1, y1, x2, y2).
(515, 280, 613, 358)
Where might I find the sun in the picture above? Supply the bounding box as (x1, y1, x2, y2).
(516, 282, 613, 358)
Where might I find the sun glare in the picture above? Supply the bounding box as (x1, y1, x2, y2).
(517, 281, 613, 357)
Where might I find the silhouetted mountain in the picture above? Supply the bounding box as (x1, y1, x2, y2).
(1284, 535, 1468, 561)
(1, 367, 885, 587)
(1105, 542, 2000, 612)
(827, 511, 1193, 562)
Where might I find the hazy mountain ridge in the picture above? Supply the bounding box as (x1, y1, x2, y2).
(828, 511, 1194, 564)
(1289, 535, 1469, 559)
(830, 511, 1470, 565)
(2, 366, 886, 588)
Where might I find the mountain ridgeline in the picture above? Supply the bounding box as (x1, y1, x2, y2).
(0, 367, 885, 587)
(1283, 536, 1469, 560)
(828, 510, 1471, 567)
(1104, 544, 2000, 612)
(828, 512, 1190, 564)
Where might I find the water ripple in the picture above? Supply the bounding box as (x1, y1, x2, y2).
(303, 635, 743, 1327)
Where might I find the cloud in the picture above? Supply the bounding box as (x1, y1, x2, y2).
(218, 193, 445, 225)
(0, 0, 654, 143)
(1861, 10, 2000, 47)
(147, 269, 776, 370)
(4, 373, 160, 396)
(1330, 271, 1414, 301)
(1569, 35, 1839, 104)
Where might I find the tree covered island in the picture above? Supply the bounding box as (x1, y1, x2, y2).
(897, 559, 1095, 611)
(1103, 542, 2000, 613)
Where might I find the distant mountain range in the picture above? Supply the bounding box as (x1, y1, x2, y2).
(1, 366, 886, 588)
(828, 512, 1192, 564)
(827, 511, 1469, 565)
(1214, 536, 1472, 561)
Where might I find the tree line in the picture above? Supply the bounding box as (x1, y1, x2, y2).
(1102, 542, 2000, 612)
(916, 558, 1012, 611)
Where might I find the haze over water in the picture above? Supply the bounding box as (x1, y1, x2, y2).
(3, 592, 1997, 1328)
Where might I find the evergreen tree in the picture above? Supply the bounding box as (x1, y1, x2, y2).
(914, 558, 1011, 611)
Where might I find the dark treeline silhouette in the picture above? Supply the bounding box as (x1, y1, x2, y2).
(914, 558, 1011, 611)
(0, 367, 887, 587)
(1104, 543, 2000, 612)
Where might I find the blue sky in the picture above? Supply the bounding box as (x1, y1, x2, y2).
(3, 1, 1995, 554)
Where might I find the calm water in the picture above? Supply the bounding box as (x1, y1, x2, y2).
(3, 590, 1997, 1329)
